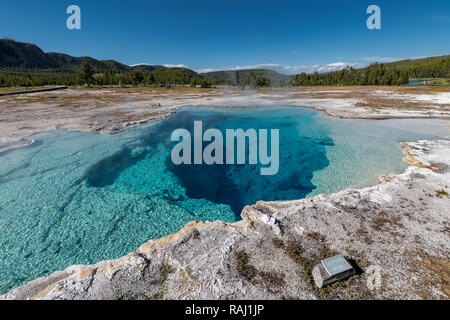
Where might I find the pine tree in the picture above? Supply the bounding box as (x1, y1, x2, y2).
(79, 62, 94, 85)
(130, 71, 144, 87)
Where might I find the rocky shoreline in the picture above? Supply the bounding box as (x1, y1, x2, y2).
(2, 139, 449, 300)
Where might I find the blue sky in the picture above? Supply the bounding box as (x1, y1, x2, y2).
(1, 0, 449, 74)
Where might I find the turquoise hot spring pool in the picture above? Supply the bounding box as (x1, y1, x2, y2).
(0, 106, 449, 293)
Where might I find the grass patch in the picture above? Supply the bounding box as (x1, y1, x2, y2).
(234, 248, 286, 293)
(151, 262, 174, 300)
(258, 271, 285, 288)
(371, 217, 390, 231)
(356, 228, 374, 245)
(284, 241, 315, 285)
(307, 232, 326, 242)
(272, 238, 284, 249)
(420, 254, 450, 298)
(234, 250, 257, 282)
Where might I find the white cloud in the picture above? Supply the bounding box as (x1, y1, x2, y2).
(163, 63, 189, 68)
(130, 63, 190, 68)
(130, 63, 151, 67)
(195, 67, 221, 73)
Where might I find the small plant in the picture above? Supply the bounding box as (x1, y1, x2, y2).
(283, 241, 315, 285)
(234, 250, 257, 281)
(272, 238, 284, 249)
(435, 189, 449, 197)
(307, 232, 325, 242)
(284, 241, 303, 264)
(259, 271, 285, 287)
(371, 216, 390, 231)
(161, 263, 173, 275)
(150, 263, 174, 300)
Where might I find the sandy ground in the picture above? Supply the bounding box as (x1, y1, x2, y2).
(1, 86, 450, 152)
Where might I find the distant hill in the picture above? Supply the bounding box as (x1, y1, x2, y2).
(0, 39, 208, 87)
(130, 64, 163, 72)
(0, 39, 130, 71)
(131, 64, 200, 79)
(46, 53, 130, 71)
(202, 69, 294, 87)
(0, 39, 199, 75)
(386, 55, 450, 67)
(0, 39, 55, 68)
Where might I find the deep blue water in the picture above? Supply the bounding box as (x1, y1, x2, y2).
(0, 106, 448, 294)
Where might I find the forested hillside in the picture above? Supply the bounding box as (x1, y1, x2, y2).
(0, 39, 207, 87)
(387, 55, 450, 78)
(293, 56, 450, 86)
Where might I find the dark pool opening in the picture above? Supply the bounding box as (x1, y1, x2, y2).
(86, 107, 333, 215)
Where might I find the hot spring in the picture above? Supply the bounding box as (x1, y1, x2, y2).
(0, 106, 448, 293)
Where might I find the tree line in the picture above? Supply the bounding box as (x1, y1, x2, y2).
(293, 57, 450, 86)
(293, 63, 409, 86)
(388, 56, 450, 79)
(1, 57, 449, 88)
(0, 62, 213, 88)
